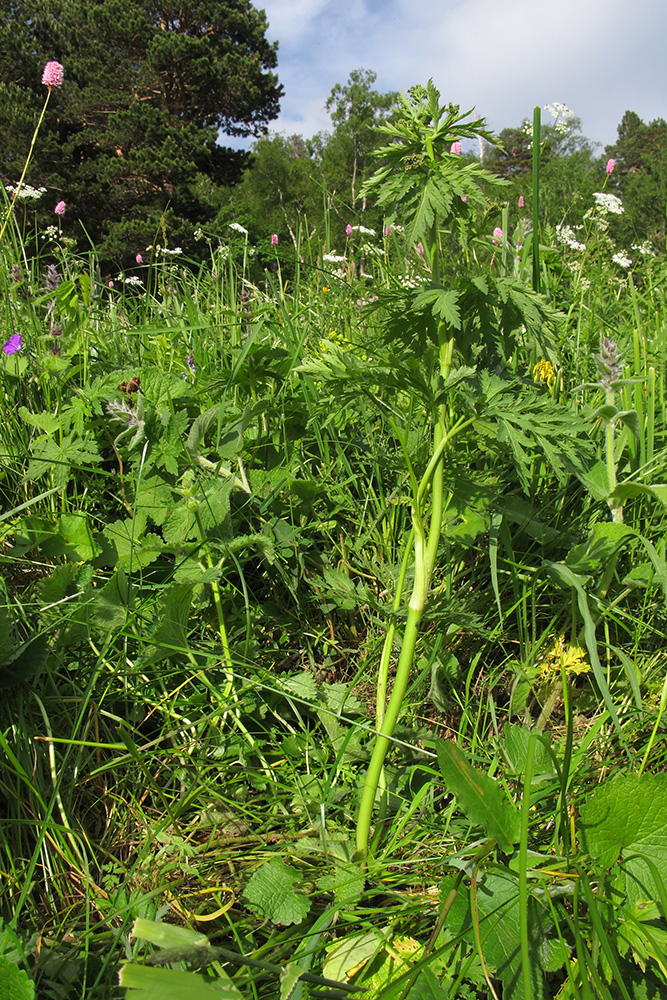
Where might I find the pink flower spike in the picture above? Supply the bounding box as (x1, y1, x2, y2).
(416, 241, 425, 256)
(450, 140, 462, 155)
(271, 233, 278, 245)
(3, 333, 22, 355)
(135, 253, 143, 264)
(385, 225, 392, 236)
(42, 61, 64, 89)
(461, 195, 467, 202)
(345, 224, 352, 236)
(108, 280, 114, 288)
(518, 195, 525, 208)
(606, 158, 616, 175)
(493, 227, 503, 244)
(54, 200, 66, 216)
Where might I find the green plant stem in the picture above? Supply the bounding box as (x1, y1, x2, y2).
(519, 731, 537, 1000)
(355, 601, 425, 861)
(0, 88, 52, 245)
(357, 417, 473, 862)
(531, 106, 541, 294)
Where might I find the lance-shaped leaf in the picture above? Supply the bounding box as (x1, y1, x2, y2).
(436, 740, 520, 852)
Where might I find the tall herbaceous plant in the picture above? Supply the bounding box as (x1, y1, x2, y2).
(302, 83, 592, 862)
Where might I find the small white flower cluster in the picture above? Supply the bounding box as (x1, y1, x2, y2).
(556, 225, 586, 252)
(145, 245, 183, 255)
(361, 242, 385, 257)
(350, 225, 376, 236)
(544, 102, 575, 133)
(194, 227, 204, 241)
(322, 253, 346, 264)
(5, 183, 46, 201)
(631, 241, 656, 257)
(123, 275, 144, 286)
(43, 225, 59, 239)
(228, 222, 248, 235)
(592, 192, 624, 215)
(612, 251, 632, 269)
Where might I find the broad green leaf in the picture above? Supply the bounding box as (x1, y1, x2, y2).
(140, 583, 194, 665)
(243, 858, 311, 926)
(58, 512, 100, 561)
(436, 740, 520, 851)
(405, 967, 450, 999)
(446, 871, 559, 1000)
(0, 957, 34, 1000)
(580, 773, 667, 906)
(131, 917, 209, 950)
(317, 862, 365, 907)
(119, 963, 239, 999)
(322, 931, 380, 983)
(18, 406, 60, 435)
(103, 514, 164, 570)
(565, 521, 635, 574)
(363, 936, 422, 996)
(0, 634, 49, 689)
(498, 725, 556, 782)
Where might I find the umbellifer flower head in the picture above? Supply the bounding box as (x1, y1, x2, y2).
(42, 61, 64, 89)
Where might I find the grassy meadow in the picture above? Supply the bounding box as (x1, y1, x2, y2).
(3, 88, 667, 1000)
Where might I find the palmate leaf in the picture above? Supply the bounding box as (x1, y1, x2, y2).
(468, 371, 594, 489)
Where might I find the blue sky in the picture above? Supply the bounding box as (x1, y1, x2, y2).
(253, 0, 667, 153)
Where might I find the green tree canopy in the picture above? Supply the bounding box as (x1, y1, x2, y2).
(0, 0, 282, 262)
(606, 110, 667, 246)
(313, 68, 399, 215)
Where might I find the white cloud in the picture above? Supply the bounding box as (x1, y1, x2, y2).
(256, 0, 667, 151)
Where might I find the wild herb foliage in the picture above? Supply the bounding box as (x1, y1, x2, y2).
(3, 81, 667, 1000)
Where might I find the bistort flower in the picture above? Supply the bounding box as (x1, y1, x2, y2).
(42, 61, 64, 89)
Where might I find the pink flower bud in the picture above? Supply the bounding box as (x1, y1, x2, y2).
(385, 225, 392, 236)
(606, 158, 616, 175)
(108, 280, 114, 288)
(461, 195, 467, 202)
(450, 141, 462, 155)
(493, 227, 503, 243)
(416, 241, 425, 255)
(346, 224, 352, 236)
(271, 233, 278, 245)
(135, 253, 143, 264)
(54, 200, 66, 216)
(518, 195, 525, 208)
(42, 61, 64, 90)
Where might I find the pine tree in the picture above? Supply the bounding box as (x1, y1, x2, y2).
(0, 0, 282, 262)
